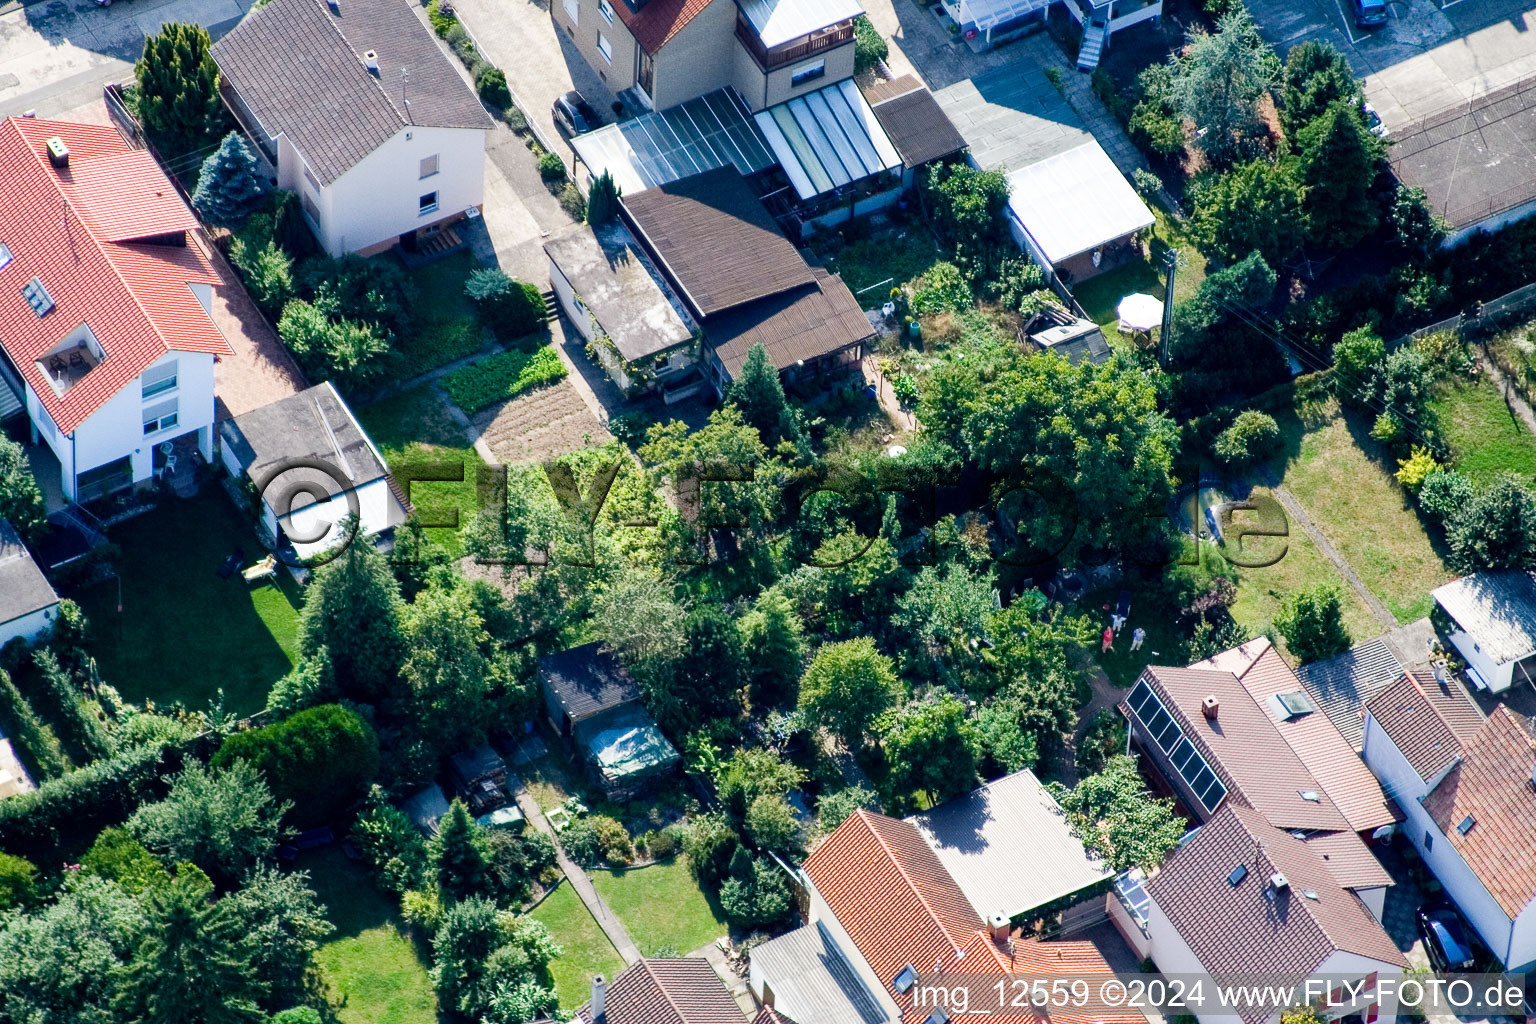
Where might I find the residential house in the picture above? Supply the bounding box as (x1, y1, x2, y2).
(212, 0, 494, 257)
(553, 0, 863, 114)
(537, 642, 680, 797)
(543, 222, 700, 401)
(0, 519, 59, 648)
(218, 382, 408, 561)
(574, 957, 745, 1023)
(750, 807, 1144, 1024)
(0, 117, 231, 506)
(936, 64, 1153, 285)
(1294, 637, 1406, 748)
(619, 168, 872, 394)
(1122, 640, 1397, 918)
(1361, 670, 1536, 971)
(1430, 570, 1536, 694)
(938, 0, 1161, 67)
(906, 768, 1113, 922)
(1124, 804, 1407, 1024)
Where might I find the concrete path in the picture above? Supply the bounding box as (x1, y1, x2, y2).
(1017, 33, 1150, 178)
(510, 774, 643, 965)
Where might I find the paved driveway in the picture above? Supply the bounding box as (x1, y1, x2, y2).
(0, 0, 254, 118)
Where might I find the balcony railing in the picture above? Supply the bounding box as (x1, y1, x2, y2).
(735, 15, 854, 72)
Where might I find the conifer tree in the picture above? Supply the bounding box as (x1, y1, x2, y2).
(192, 133, 269, 227)
(135, 23, 223, 158)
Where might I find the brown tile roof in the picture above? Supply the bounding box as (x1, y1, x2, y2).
(621, 167, 814, 318)
(575, 958, 744, 1024)
(1146, 805, 1407, 1020)
(1421, 706, 1536, 918)
(955, 933, 1144, 1024)
(1193, 639, 1396, 833)
(212, 0, 493, 185)
(611, 0, 714, 54)
(1138, 666, 1352, 831)
(703, 268, 873, 380)
(862, 76, 967, 170)
(752, 1010, 797, 1024)
(1296, 829, 1394, 891)
(1364, 671, 1486, 782)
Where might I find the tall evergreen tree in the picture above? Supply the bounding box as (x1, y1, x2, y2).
(192, 133, 269, 227)
(1279, 40, 1360, 142)
(585, 170, 621, 225)
(1168, 9, 1281, 165)
(134, 23, 223, 158)
(725, 344, 797, 448)
(298, 533, 406, 704)
(433, 799, 488, 900)
(740, 588, 805, 709)
(1298, 101, 1385, 249)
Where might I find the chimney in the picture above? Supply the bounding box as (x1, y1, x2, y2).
(45, 136, 69, 169)
(1201, 695, 1219, 720)
(989, 913, 1010, 945)
(1432, 659, 1448, 686)
(1269, 872, 1289, 891)
(591, 975, 606, 1022)
(363, 50, 380, 73)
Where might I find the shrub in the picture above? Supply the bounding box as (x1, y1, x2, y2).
(560, 817, 601, 868)
(1447, 474, 1536, 572)
(0, 851, 38, 910)
(853, 15, 889, 75)
(427, 0, 456, 35)
(464, 268, 547, 340)
(680, 813, 741, 888)
(232, 239, 295, 320)
(558, 181, 587, 221)
(402, 887, 445, 932)
(1132, 167, 1164, 197)
(893, 374, 919, 407)
(911, 261, 971, 315)
(1418, 468, 1474, 524)
(609, 410, 652, 448)
(816, 785, 877, 832)
(745, 793, 801, 854)
(538, 150, 567, 183)
(31, 648, 111, 762)
(297, 253, 417, 342)
(0, 669, 68, 780)
(80, 826, 169, 894)
(503, 105, 528, 133)
(638, 828, 677, 859)
(591, 815, 633, 865)
(1275, 584, 1351, 663)
(271, 1010, 324, 1024)
(442, 346, 565, 413)
(212, 703, 379, 823)
(277, 299, 391, 394)
(1213, 409, 1281, 467)
(1395, 446, 1440, 493)
(587, 170, 621, 225)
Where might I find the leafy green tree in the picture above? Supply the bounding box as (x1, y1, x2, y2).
(0, 433, 46, 542)
(277, 299, 390, 394)
(1418, 467, 1475, 524)
(1332, 325, 1385, 406)
(680, 812, 743, 889)
(921, 163, 1011, 279)
(464, 269, 546, 341)
(222, 866, 332, 1009)
(745, 793, 802, 854)
(430, 899, 560, 1020)
(718, 854, 793, 929)
(973, 697, 1039, 776)
(1275, 584, 1352, 663)
(1168, 9, 1281, 165)
(1389, 184, 1448, 259)
(591, 566, 688, 670)
(1188, 159, 1304, 266)
(1127, 64, 1185, 157)
(433, 799, 489, 900)
(816, 785, 877, 833)
(192, 133, 269, 227)
(398, 580, 509, 766)
(798, 637, 904, 750)
(893, 563, 996, 684)
(81, 826, 170, 895)
(725, 343, 798, 448)
(298, 538, 405, 704)
(1298, 101, 1384, 249)
(586, 170, 621, 225)
(1363, 345, 1435, 446)
(483, 977, 560, 1024)
(1050, 756, 1187, 871)
(977, 601, 1095, 757)
(116, 868, 267, 1024)
(853, 14, 889, 74)
(135, 23, 223, 157)
(877, 695, 977, 813)
(127, 761, 290, 885)
(1448, 474, 1536, 572)
(1214, 410, 1281, 467)
(0, 875, 147, 1021)
(1279, 40, 1360, 141)
(212, 704, 379, 824)
(232, 240, 295, 320)
(738, 587, 805, 708)
(351, 785, 430, 895)
(270, 1010, 323, 1024)
(1173, 251, 1278, 339)
(715, 746, 806, 825)
(644, 606, 745, 737)
(0, 851, 37, 910)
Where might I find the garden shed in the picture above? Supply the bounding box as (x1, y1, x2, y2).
(577, 705, 681, 799)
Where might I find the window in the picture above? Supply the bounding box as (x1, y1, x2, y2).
(598, 0, 612, 21)
(892, 965, 917, 995)
(1424, 830, 1433, 852)
(1127, 680, 1228, 812)
(303, 165, 321, 194)
(419, 154, 439, 178)
(21, 277, 54, 318)
(142, 400, 178, 435)
(597, 30, 613, 62)
(1227, 864, 1248, 887)
(419, 192, 439, 215)
(563, 0, 577, 21)
(1456, 815, 1476, 835)
(0, 243, 11, 271)
(790, 60, 826, 87)
(142, 361, 178, 399)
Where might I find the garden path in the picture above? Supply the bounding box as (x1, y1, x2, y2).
(1057, 666, 1124, 787)
(509, 775, 643, 965)
(1476, 347, 1536, 437)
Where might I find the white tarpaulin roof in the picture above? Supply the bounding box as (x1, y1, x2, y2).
(738, 0, 863, 49)
(753, 78, 902, 200)
(1005, 141, 1154, 265)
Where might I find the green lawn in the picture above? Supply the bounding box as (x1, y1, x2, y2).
(393, 251, 490, 381)
(1072, 206, 1207, 341)
(1430, 373, 1536, 485)
(303, 847, 438, 1024)
(1267, 399, 1452, 625)
(74, 491, 300, 715)
(357, 385, 484, 557)
(530, 881, 626, 1017)
(588, 857, 729, 957)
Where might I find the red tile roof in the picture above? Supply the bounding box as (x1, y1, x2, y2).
(1365, 671, 1486, 782)
(1421, 706, 1536, 919)
(1193, 639, 1397, 833)
(612, 0, 714, 54)
(575, 958, 744, 1024)
(0, 117, 229, 434)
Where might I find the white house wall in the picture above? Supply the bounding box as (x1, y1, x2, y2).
(1360, 714, 1517, 965)
(278, 477, 395, 560)
(1442, 627, 1515, 692)
(1314, 949, 1403, 1024)
(1507, 902, 1536, 973)
(0, 605, 58, 648)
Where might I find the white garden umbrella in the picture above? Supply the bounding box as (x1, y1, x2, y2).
(1117, 293, 1164, 332)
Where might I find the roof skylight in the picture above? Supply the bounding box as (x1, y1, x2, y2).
(21, 276, 54, 318)
(0, 243, 12, 272)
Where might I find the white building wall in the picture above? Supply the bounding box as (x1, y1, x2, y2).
(0, 605, 58, 648)
(1360, 713, 1517, 964)
(1506, 902, 1536, 973)
(278, 477, 394, 560)
(1314, 949, 1403, 1024)
(316, 125, 486, 256)
(1442, 626, 1516, 692)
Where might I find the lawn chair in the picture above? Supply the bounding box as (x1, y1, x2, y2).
(242, 554, 277, 584)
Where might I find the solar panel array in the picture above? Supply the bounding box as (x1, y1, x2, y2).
(1127, 680, 1228, 813)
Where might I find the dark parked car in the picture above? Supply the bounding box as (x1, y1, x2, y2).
(1417, 904, 1479, 972)
(1351, 0, 1388, 27)
(552, 91, 600, 137)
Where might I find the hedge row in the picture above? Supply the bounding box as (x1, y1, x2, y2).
(0, 669, 68, 781)
(441, 346, 567, 413)
(30, 650, 113, 763)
